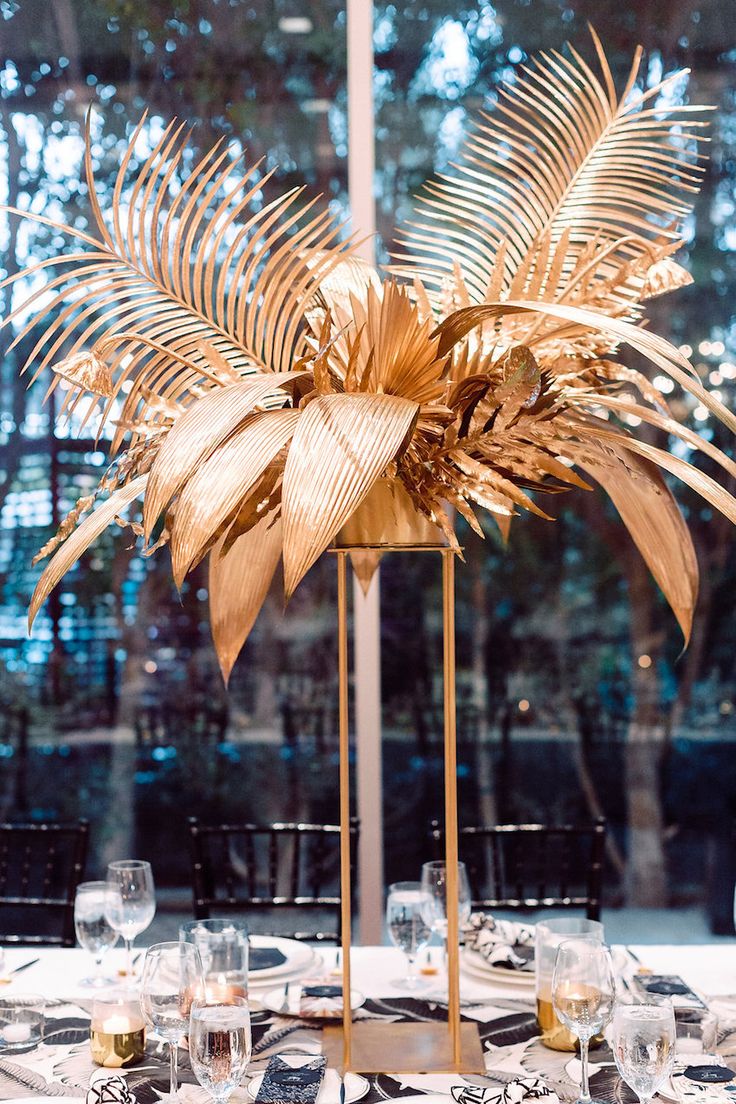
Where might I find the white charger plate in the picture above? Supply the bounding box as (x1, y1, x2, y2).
(248, 936, 317, 982)
(261, 984, 365, 1018)
(460, 948, 535, 987)
(247, 1069, 369, 1104)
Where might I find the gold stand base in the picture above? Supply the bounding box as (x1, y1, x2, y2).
(323, 1021, 485, 1074)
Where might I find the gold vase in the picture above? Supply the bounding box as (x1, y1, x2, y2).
(336, 478, 447, 549)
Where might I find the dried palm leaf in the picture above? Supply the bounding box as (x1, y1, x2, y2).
(282, 392, 419, 597)
(209, 513, 283, 684)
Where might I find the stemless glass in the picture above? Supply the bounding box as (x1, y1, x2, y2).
(613, 1003, 676, 1104)
(552, 938, 616, 1104)
(420, 860, 472, 946)
(386, 881, 433, 989)
(189, 997, 252, 1104)
(140, 941, 204, 1099)
(74, 881, 119, 987)
(105, 860, 156, 978)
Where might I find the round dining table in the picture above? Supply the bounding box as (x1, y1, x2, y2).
(0, 943, 734, 1104)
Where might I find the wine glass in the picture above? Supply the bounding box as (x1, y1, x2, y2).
(105, 860, 156, 978)
(420, 860, 472, 950)
(74, 881, 119, 987)
(140, 941, 204, 1100)
(552, 938, 616, 1104)
(613, 1003, 676, 1104)
(189, 996, 252, 1104)
(386, 881, 433, 989)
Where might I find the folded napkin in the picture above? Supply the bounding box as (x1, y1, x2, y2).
(452, 1076, 558, 1104)
(463, 913, 535, 971)
(86, 1074, 136, 1104)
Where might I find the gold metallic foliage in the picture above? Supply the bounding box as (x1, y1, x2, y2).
(4, 31, 736, 680)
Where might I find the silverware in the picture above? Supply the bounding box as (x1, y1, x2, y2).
(7, 957, 39, 976)
(279, 981, 291, 1014)
(339, 1076, 346, 1104)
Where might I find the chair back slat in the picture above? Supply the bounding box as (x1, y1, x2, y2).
(188, 818, 359, 942)
(0, 820, 89, 946)
(430, 818, 605, 920)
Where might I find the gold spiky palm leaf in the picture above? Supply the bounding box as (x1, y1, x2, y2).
(391, 28, 705, 342)
(1, 111, 354, 450)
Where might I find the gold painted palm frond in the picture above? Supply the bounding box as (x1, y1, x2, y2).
(7, 33, 736, 682)
(391, 27, 705, 324)
(1, 112, 353, 449)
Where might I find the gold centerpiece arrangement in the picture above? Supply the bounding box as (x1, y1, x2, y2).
(4, 30, 736, 1073)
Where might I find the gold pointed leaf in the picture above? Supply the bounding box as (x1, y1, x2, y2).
(282, 393, 419, 598)
(170, 409, 299, 585)
(209, 512, 282, 684)
(577, 444, 697, 644)
(51, 350, 113, 397)
(350, 549, 382, 595)
(143, 375, 300, 539)
(29, 474, 148, 629)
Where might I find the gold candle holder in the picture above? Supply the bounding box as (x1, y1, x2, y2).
(90, 992, 146, 1068)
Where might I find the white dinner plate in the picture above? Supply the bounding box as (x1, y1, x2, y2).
(248, 936, 317, 982)
(460, 948, 535, 986)
(262, 984, 366, 1018)
(247, 1069, 369, 1104)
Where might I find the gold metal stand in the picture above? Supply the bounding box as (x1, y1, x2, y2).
(324, 545, 484, 1075)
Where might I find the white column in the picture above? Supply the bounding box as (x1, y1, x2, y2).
(346, 0, 384, 945)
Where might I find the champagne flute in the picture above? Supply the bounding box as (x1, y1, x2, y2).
(74, 881, 119, 987)
(386, 881, 433, 989)
(420, 860, 472, 957)
(189, 997, 252, 1104)
(105, 860, 156, 978)
(552, 938, 615, 1104)
(613, 1003, 676, 1104)
(140, 941, 204, 1099)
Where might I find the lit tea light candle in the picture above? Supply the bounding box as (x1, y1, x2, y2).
(3, 1022, 32, 1043)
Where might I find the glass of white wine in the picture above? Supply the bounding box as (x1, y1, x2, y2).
(105, 860, 156, 979)
(189, 997, 252, 1104)
(74, 881, 119, 987)
(613, 1003, 676, 1104)
(552, 938, 615, 1104)
(386, 881, 433, 990)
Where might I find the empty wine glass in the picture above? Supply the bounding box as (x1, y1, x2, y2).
(613, 1003, 676, 1104)
(105, 860, 156, 979)
(420, 860, 472, 952)
(386, 881, 433, 990)
(140, 941, 204, 1100)
(552, 938, 616, 1104)
(74, 881, 119, 987)
(189, 997, 252, 1104)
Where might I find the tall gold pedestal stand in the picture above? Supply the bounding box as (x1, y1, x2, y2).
(323, 514, 484, 1074)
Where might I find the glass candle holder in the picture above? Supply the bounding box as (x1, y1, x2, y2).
(180, 919, 249, 1002)
(90, 991, 146, 1068)
(0, 994, 45, 1052)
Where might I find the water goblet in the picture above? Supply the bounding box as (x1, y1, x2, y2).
(420, 860, 472, 953)
(613, 1002, 676, 1104)
(75, 881, 119, 987)
(140, 940, 204, 1099)
(189, 996, 252, 1104)
(552, 938, 615, 1104)
(386, 881, 433, 989)
(105, 860, 155, 979)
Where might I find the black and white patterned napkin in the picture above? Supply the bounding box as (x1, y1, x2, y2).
(463, 912, 536, 971)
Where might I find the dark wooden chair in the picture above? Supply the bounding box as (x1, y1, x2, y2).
(430, 817, 606, 921)
(0, 819, 90, 946)
(188, 817, 359, 942)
